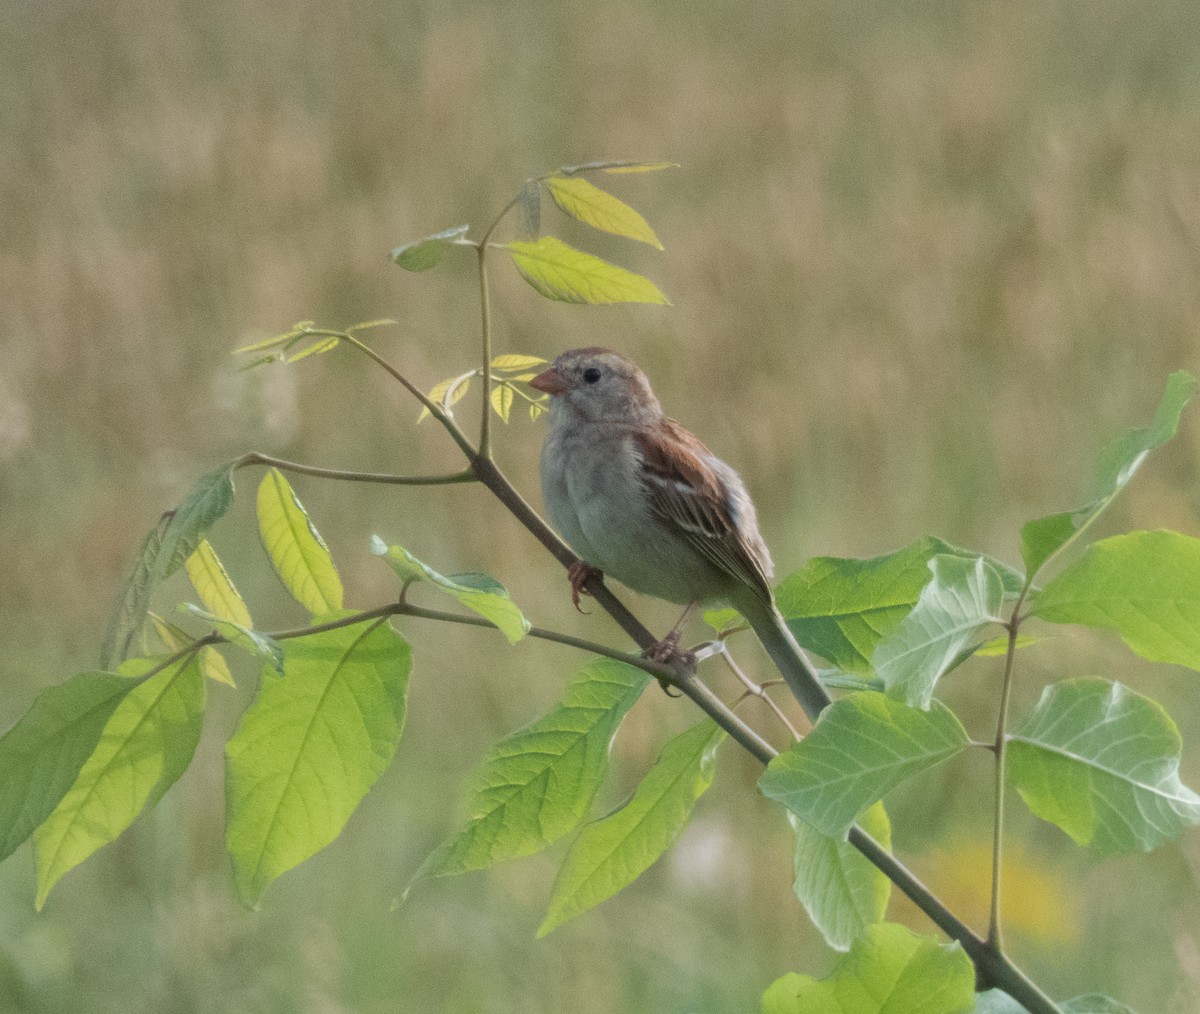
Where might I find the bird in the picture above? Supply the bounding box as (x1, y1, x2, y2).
(529, 347, 830, 720)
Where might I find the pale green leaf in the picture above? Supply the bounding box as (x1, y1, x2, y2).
(760, 692, 969, 840)
(559, 160, 680, 175)
(1008, 678, 1200, 853)
(1020, 370, 1196, 576)
(225, 616, 411, 905)
(185, 538, 252, 628)
(1061, 998, 1138, 1014)
(346, 318, 397, 333)
(149, 612, 236, 687)
(972, 633, 1043, 657)
(101, 514, 169, 669)
(505, 236, 670, 305)
(761, 922, 974, 1014)
(408, 658, 649, 888)
(1032, 530, 1200, 671)
(490, 384, 513, 423)
(874, 555, 1005, 709)
(371, 537, 529, 644)
(517, 179, 540, 239)
(490, 354, 547, 372)
(971, 990, 1024, 1014)
(178, 603, 284, 675)
(154, 462, 238, 580)
(546, 176, 663, 249)
(0, 672, 138, 863)
(790, 801, 892, 951)
(35, 656, 206, 908)
(197, 648, 236, 687)
(234, 321, 315, 355)
(391, 224, 470, 271)
(285, 336, 340, 361)
(775, 537, 1021, 677)
(539, 720, 724, 935)
(417, 373, 473, 423)
(973, 990, 1137, 1014)
(257, 469, 343, 616)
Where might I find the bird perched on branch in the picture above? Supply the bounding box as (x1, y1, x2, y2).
(530, 347, 829, 719)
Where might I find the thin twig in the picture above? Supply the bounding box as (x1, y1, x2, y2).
(716, 643, 801, 740)
(237, 452, 476, 486)
(336, 332, 480, 460)
(988, 578, 1034, 951)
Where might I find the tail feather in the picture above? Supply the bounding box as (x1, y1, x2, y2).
(736, 593, 831, 723)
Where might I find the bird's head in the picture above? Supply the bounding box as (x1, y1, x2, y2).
(530, 347, 662, 426)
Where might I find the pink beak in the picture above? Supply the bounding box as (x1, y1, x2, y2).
(529, 366, 569, 395)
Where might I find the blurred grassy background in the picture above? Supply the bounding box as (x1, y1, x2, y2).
(2, 0, 1200, 1009)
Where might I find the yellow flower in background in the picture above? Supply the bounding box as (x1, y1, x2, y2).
(903, 839, 1079, 947)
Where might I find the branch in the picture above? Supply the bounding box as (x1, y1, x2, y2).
(463, 453, 1061, 1013)
(237, 452, 476, 486)
(335, 332, 480, 460)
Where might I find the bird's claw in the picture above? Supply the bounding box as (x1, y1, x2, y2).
(567, 560, 603, 614)
(644, 636, 696, 697)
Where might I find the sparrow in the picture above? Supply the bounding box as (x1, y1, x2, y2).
(530, 347, 828, 719)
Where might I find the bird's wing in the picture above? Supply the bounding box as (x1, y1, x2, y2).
(632, 419, 774, 603)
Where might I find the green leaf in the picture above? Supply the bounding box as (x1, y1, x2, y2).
(0, 672, 138, 864)
(546, 176, 664, 249)
(225, 616, 411, 905)
(490, 384, 513, 423)
(971, 989, 1024, 1013)
(874, 555, 1005, 709)
(34, 655, 206, 908)
(149, 612, 236, 687)
(154, 462, 238, 580)
(1032, 530, 1200, 671)
(285, 336, 340, 361)
(760, 692, 969, 840)
(775, 537, 1020, 677)
(761, 922, 975, 1014)
(417, 372, 474, 423)
(185, 538, 252, 628)
(234, 321, 315, 356)
(972, 633, 1042, 657)
(1007, 678, 1200, 853)
(505, 236, 670, 305)
(346, 318, 397, 334)
(973, 991, 1137, 1014)
(538, 719, 724, 936)
(490, 354, 547, 372)
(100, 514, 170, 669)
(559, 160, 680, 175)
(790, 801, 892, 951)
(371, 537, 529, 644)
(1020, 370, 1196, 576)
(409, 658, 650, 888)
(257, 469, 344, 616)
(517, 179, 541, 239)
(391, 225, 470, 271)
(1061, 998, 1138, 1014)
(178, 603, 284, 674)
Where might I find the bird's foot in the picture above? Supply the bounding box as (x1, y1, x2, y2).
(567, 561, 603, 613)
(643, 631, 695, 667)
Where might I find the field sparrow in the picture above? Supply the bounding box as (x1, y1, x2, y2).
(530, 347, 829, 719)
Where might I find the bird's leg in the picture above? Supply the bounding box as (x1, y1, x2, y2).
(567, 560, 603, 613)
(645, 600, 700, 666)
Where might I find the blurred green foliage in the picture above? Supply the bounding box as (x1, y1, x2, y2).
(1, 0, 1199, 1009)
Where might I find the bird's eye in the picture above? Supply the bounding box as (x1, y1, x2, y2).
(582, 367, 602, 384)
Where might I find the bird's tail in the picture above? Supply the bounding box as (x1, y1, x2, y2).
(735, 592, 831, 723)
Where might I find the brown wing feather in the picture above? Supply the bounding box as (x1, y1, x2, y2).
(633, 419, 774, 603)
